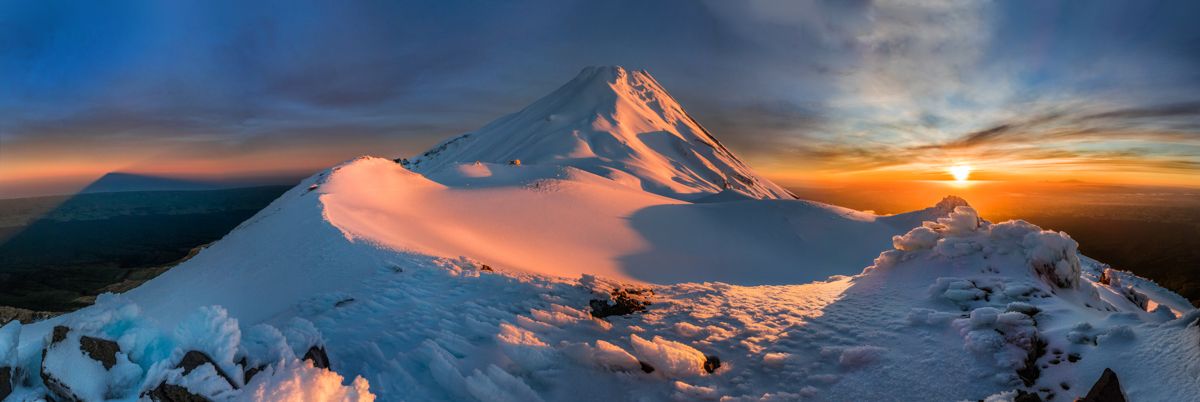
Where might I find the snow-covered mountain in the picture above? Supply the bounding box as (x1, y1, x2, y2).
(404, 66, 794, 201)
(1, 67, 1196, 402)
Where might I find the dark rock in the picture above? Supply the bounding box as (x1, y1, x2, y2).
(1014, 390, 1042, 402)
(51, 326, 70, 345)
(145, 382, 212, 402)
(638, 361, 655, 373)
(703, 355, 721, 374)
(1067, 353, 1081, 363)
(589, 288, 652, 319)
(480, 264, 494, 272)
(41, 326, 84, 402)
(0, 306, 55, 325)
(1080, 368, 1127, 402)
(1, 366, 12, 401)
(1017, 336, 1047, 387)
(236, 356, 264, 385)
(303, 346, 331, 370)
(334, 298, 356, 308)
(179, 351, 237, 389)
(41, 368, 82, 402)
(79, 335, 120, 370)
(244, 365, 264, 385)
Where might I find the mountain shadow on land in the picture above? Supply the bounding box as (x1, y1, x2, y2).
(0, 185, 291, 313)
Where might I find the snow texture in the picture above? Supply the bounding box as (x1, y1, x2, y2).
(5, 66, 1197, 402)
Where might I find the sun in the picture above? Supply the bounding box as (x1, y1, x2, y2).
(949, 165, 972, 182)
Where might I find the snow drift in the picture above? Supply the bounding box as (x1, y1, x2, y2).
(1, 66, 1196, 401)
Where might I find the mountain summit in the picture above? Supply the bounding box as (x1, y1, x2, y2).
(406, 66, 794, 201)
(4, 67, 1196, 402)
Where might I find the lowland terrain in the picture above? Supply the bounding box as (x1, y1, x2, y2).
(0, 185, 291, 314)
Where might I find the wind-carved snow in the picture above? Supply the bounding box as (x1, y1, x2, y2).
(2, 67, 1197, 401)
(316, 157, 942, 285)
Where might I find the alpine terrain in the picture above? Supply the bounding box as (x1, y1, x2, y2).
(1, 66, 1196, 402)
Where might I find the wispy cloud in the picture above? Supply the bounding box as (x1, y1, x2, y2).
(3, 0, 1200, 196)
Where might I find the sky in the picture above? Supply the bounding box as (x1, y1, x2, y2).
(2, 0, 1199, 198)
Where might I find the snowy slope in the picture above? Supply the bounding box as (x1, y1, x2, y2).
(322, 157, 937, 286)
(1, 66, 1197, 402)
(404, 66, 794, 201)
(116, 155, 936, 324)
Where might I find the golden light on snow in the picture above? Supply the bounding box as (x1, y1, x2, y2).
(949, 165, 972, 182)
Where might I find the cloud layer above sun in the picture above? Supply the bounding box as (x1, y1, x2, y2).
(2, 0, 1199, 197)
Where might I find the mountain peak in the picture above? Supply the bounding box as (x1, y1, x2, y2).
(572, 65, 643, 84)
(406, 66, 794, 201)
(575, 64, 633, 79)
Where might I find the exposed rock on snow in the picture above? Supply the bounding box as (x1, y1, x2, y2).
(303, 346, 331, 370)
(589, 287, 652, 318)
(1080, 368, 1126, 402)
(702, 355, 721, 374)
(145, 381, 208, 402)
(0, 366, 12, 401)
(178, 350, 238, 389)
(0, 297, 372, 401)
(79, 335, 120, 370)
(41, 324, 142, 402)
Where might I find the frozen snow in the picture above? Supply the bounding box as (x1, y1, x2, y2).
(4, 66, 1197, 401)
(0, 321, 18, 366)
(629, 334, 709, 377)
(241, 359, 374, 402)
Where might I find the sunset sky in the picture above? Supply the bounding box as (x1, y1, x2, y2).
(2, 0, 1199, 198)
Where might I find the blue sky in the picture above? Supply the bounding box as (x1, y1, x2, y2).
(2, 0, 1199, 196)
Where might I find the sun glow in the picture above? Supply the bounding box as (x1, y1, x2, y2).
(949, 165, 972, 182)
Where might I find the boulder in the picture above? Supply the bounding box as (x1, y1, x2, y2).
(589, 288, 652, 319)
(1080, 368, 1126, 402)
(179, 351, 238, 389)
(41, 369, 81, 402)
(143, 351, 239, 402)
(41, 326, 83, 402)
(79, 335, 120, 370)
(51, 325, 69, 345)
(145, 382, 212, 402)
(1, 366, 12, 401)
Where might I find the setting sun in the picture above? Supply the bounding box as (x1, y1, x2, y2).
(949, 165, 972, 182)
